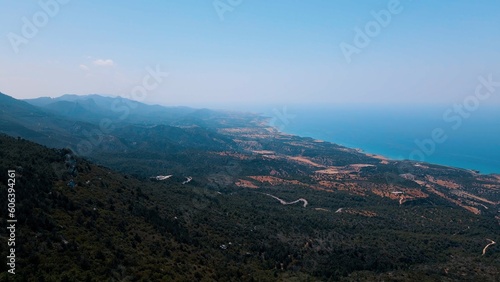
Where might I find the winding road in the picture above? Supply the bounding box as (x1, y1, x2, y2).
(182, 177, 192, 184)
(482, 239, 496, 256)
(264, 193, 308, 208)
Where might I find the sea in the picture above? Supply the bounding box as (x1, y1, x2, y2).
(259, 104, 500, 175)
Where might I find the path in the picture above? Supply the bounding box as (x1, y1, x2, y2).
(482, 239, 496, 256)
(264, 193, 308, 208)
(182, 177, 192, 184)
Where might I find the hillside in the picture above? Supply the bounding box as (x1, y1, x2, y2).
(0, 134, 499, 281)
(0, 92, 499, 280)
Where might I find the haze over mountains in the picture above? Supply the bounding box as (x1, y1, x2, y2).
(25, 94, 198, 125)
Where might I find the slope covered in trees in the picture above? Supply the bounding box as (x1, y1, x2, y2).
(0, 135, 499, 281)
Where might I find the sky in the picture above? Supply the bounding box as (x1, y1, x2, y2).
(1, 0, 500, 108)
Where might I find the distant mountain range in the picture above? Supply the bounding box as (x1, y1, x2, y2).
(0, 92, 262, 177)
(24, 93, 262, 127)
(25, 94, 198, 125)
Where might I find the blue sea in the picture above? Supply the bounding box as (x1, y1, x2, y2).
(260, 104, 500, 175)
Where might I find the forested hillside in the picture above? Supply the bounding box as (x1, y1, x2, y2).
(0, 135, 499, 281)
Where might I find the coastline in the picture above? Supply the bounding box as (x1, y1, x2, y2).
(264, 120, 499, 176)
(259, 104, 500, 175)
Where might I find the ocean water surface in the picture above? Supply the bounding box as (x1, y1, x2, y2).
(261, 104, 500, 175)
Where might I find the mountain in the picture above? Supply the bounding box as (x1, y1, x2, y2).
(25, 94, 200, 125)
(25, 94, 261, 129)
(0, 92, 47, 137)
(1, 93, 499, 280)
(3, 92, 500, 214)
(0, 92, 92, 148)
(1, 93, 250, 176)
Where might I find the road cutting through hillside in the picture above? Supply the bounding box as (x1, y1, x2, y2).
(482, 239, 496, 255)
(263, 193, 308, 208)
(182, 177, 192, 184)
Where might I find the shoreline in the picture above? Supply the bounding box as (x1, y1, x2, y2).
(353, 148, 390, 161)
(265, 122, 500, 176)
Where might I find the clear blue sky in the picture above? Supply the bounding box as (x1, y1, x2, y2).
(1, 0, 499, 108)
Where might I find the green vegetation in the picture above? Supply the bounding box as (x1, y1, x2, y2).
(0, 93, 499, 280)
(0, 135, 498, 281)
